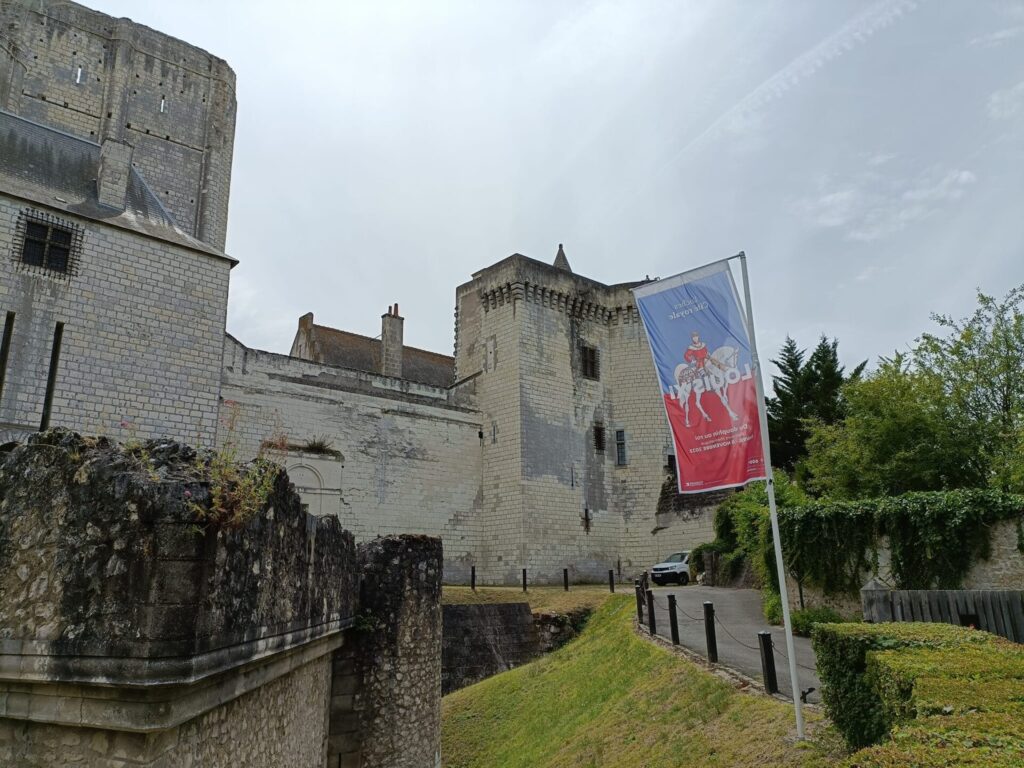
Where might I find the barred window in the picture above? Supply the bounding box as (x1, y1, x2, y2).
(593, 422, 606, 452)
(581, 344, 600, 380)
(15, 210, 81, 277)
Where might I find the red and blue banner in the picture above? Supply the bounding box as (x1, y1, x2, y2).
(633, 261, 767, 494)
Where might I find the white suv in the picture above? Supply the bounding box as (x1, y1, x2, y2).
(651, 552, 690, 586)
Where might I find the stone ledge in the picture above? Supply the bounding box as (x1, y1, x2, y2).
(0, 632, 345, 733)
(0, 616, 353, 688)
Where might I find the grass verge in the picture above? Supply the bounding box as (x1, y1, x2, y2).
(443, 585, 613, 615)
(442, 595, 845, 768)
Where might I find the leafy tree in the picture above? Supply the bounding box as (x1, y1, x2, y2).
(801, 355, 984, 498)
(766, 335, 865, 471)
(915, 286, 1024, 491)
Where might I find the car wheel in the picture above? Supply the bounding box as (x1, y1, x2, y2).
(680, 573, 689, 586)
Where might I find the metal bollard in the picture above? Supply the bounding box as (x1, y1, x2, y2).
(646, 589, 657, 635)
(471, 565, 476, 591)
(703, 601, 718, 663)
(609, 569, 615, 593)
(668, 594, 680, 645)
(635, 579, 644, 623)
(522, 568, 527, 593)
(563, 568, 569, 591)
(758, 631, 779, 694)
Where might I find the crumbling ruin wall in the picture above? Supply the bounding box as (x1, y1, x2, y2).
(0, 430, 442, 768)
(329, 535, 443, 768)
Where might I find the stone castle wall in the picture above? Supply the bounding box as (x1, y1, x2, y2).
(0, 0, 236, 248)
(219, 336, 483, 583)
(0, 430, 442, 768)
(0, 194, 231, 447)
(786, 520, 1024, 617)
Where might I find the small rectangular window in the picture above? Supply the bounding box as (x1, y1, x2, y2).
(18, 213, 77, 275)
(593, 422, 606, 452)
(581, 344, 600, 380)
(615, 430, 627, 466)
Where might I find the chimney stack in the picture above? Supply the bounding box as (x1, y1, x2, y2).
(381, 303, 404, 378)
(96, 138, 134, 210)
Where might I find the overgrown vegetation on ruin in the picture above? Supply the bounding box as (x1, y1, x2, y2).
(187, 403, 279, 529)
(441, 596, 845, 768)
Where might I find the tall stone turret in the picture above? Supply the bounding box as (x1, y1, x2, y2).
(0, 0, 237, 249)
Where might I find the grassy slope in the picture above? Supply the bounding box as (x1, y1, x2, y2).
(443, 595, 844, 768)
(443, 585, 613, 614)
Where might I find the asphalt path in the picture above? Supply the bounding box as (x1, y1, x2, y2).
(645, 585, 821, 703)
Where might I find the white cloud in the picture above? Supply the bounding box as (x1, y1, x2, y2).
(988, 81, 1024, 120)
(795, 166, 977, 243)
(969, 26, 1024, 48)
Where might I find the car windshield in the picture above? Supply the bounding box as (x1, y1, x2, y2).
(664, 553, 686, 563)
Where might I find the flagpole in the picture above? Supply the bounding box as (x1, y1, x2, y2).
(736, 251, 805, 739)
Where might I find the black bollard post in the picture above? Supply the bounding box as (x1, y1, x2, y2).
(563, 568, 569, 591)
(703, 601, 718, 663)
(646, 589, 657, 635)
(758, 632, 779, 694)
(634, 579, 644, 623)
(609, 569, 615, 593)
(668, 595, 680, 645)
(522, 568, 527, 593)
(471, 565, 476, 591)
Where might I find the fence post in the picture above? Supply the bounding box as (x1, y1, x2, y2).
(609, 569, 615, 593)
(522, 568, 527, 593)
(668, 594, 680, 645)
(634, 579, 644, 623)
(758, 631, 779, 694)
(563, 568, 569, 592)
(646, 589, 657, 635)
(703, 601, 718, 663)
(471, 565, 476, 591)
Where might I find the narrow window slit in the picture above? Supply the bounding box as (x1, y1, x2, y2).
(0, 311, 15, 403)
(75, 66, 82, 84)
(40, 322, 64, 431)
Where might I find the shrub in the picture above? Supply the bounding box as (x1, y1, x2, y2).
(790, 606, 842, 637)
(811, 622, 999, 748)
(762, 591, 782, 624)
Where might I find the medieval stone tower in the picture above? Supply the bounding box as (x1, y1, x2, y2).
(0, 0, 236, 249)
(0, 0, 235, 446)
(453, 249, 709, 583)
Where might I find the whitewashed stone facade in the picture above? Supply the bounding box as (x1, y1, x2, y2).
(0, 0, 718, 587)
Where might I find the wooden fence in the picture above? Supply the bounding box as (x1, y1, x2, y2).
(861, 586, 1024, 644)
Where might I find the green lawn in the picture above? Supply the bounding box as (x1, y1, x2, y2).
(443, 585, 613, 614)
(442, 595, 845, 768)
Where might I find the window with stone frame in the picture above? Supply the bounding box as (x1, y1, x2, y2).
(14, 210, 82, 277)
(581, 344, 600, 380)
(615, 429, 627, 466)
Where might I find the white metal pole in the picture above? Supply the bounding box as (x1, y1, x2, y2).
(736, 251, 805, 739)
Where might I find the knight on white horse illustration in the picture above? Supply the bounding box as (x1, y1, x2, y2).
(673, 331, 740, 427)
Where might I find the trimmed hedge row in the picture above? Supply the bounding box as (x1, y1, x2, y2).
(812, 622, 1024, 765)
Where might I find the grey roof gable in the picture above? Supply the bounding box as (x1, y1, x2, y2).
(0, 110, 231, 260)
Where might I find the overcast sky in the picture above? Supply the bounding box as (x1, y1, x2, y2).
(92, 0, 1024, 371)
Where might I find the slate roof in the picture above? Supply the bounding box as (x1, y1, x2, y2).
(312, 324, 455, 389)
(0, 109, 230, 260)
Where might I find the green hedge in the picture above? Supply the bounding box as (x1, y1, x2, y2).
(811, 622, 1000, 748)
(814, 621, 1024, 765)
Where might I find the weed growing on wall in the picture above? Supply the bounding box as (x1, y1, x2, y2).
(188, 402, 279, 529)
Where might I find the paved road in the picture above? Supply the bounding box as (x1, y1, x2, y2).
(644, 586, 821, 703)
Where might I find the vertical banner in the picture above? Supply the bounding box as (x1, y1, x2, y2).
(633, 261, 767, 493)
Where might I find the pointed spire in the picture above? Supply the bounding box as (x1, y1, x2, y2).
(553, 243, 572, 272)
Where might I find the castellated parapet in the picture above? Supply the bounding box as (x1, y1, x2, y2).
(0, 430, 443, 767)
(0, 0, 236, 248)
